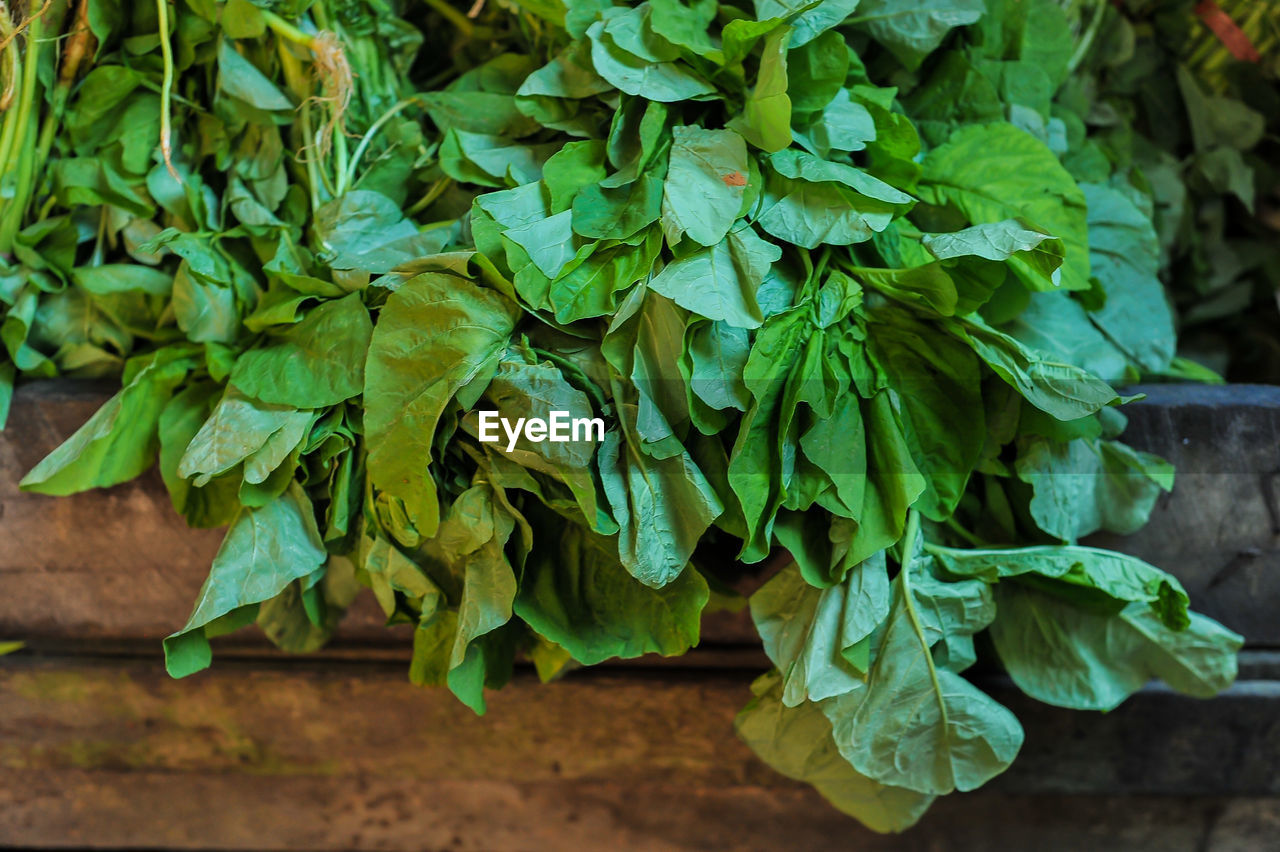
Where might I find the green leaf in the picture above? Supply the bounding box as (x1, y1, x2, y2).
(425, 485, 519, 714)
(598, 425, 723, 588)
(681, 319, 752, 414)
(751, 555, 889, 705)
(586, 19, 716, 102)
(230, 293, 372, 408)
(1003, 293, 1129, 384)
(364, 275, 519, 538)
(1016, 436, 1174, 541)
(921, 220, 1064, 291)
(736, 672, 936, 833)
(787, 31, 850, 114)
(918, 123, 1089, 291)
(729, 27, 793, 152)
(823, 545, 1023, 795)
(513, 511, 709, 664)
(20, 355, 191, 495)
(990, 584, 1242, 712)
(572, 175, 665, 240)
(71, 264, 173, 296)
(176, 385, 312, 487)
(947, 315, 1118, 422)
(648, 225, 777, 328)
(1080, 183, 1175, 374)
(314, 191, 454, 274)
(868, 307, 983, 520)
(468, 356, 612, 533)
(928, 543, 1192, 628)
(164, 483, 327, 677)
(757, 151, 912, 248)
(661, 126, 750, 247)
(753, 0, 861, 47)
(218, 39, 292, 110)
(158, 384, 241, 528)
(855, 0, 985, 69)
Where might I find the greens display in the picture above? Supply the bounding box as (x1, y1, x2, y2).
(1056, 0, 1280, 382)
(1, 0, 1250, 832)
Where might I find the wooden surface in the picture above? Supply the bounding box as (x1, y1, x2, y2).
(2, 380, 1280, 849)
(2, 655, 1279, 850)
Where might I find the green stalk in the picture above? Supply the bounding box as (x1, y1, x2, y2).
(300, 102, 329, 210)
(404, 177, 453, 217)
(421, 0, 474, 38)
(0, 0, 42, 255)
(343, 96, 422, 190)
(261, 9, 314, 47)
(156, 0, 178, 178)
(0, 3, 19, 113)
(1065, 0, 1107, 75)
(0, 0, 39, 174)
(897, 510, 951, 738)
(332, 116, 350, 195)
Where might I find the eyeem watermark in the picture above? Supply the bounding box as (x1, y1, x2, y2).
(477, 410, 605, 452)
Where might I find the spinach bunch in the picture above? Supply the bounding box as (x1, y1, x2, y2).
(3, 0, 1244, 831)
(1054, 0, 1280, 380)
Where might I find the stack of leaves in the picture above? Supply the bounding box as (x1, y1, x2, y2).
(1054, 0, 1280, 380)
(1, 0, 1247, 832)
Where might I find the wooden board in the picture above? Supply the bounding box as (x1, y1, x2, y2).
(1, 655, 1279, 850)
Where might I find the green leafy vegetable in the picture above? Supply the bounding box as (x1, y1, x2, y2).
(3, 0, 1248, 835)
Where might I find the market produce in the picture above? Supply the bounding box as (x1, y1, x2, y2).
(1056, 0, 1280, 380)
(0, 0, 1253, 832)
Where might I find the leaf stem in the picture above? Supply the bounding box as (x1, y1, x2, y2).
(0, 0, 42, 255)
(156, 0, 178, 179)
(421, 0, 474, 38)
(897, 510, 951, 742)
(343, 96, 423, 191)
(1066, 0, 1107, 75)
(261, 10, 316, 48)
(404, 177, 453, 217)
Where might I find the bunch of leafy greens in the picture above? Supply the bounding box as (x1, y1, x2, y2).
(1053, 0, 1280, 381)
(3, 0, 1245, 832)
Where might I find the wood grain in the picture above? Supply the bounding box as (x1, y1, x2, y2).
(1, 655, 1278, 849)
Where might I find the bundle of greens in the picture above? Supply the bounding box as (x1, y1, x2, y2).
(1056, 0, 1280, 380)
(1, 0, 1247, 832)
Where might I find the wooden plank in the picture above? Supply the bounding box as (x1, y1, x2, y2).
(3, 770, 1278, 852)
(1, 655, 1278, 849)
(0, 656, 1276, 794)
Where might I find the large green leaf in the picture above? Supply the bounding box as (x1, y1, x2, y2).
(647, 225, 777, 328)
(661, 126, 750, 247)
(177, 385, 312, 487)
(736, 672, 936, 833)
(1015, 436, 1174, 541)
(364, 274, 519, 537)
(751, 555, 889, 705)
(918, 123, 1089, 291)
(822, 545, 1023, 796)
(164, 483, 327, 677)
(855, 0, 985, 69)
(230, 293, 371, 408)
(990, 584, 1242, 711)
(20, 354, 192, 495)
(1080, 183, 1175, 374)
(513, 512, 709, 664)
